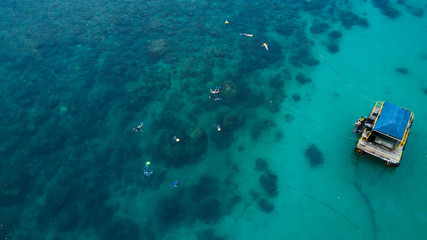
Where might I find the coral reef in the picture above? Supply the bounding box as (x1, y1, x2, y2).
(310, 22, 330, 34)
(372, 0, 401, 19)
(328, 30, 342, 40)
(257, 198, 275, 213)
(395, 67, 409, 74)
(197, 230, 226, 240)
(259, 171, 278, 198)
(296, 73, 312, 84)
(256, 158, 268, 172)
(147, 39, 167, 57)
(274, 130, 284, 142)
(250, 119, 277, 141)
(285, 114, 294, 122)
(305, 144, 324, 168)
(157, 127, 208, 167)
(339, 11, 368, 29)
(292, 94, 301, 102)
(327, 42, 339, 54)
(190, 176, 219, 201)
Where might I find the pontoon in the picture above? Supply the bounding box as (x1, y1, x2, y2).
(354, 101, 414, 167)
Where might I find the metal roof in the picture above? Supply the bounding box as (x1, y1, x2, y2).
(373, 102, 411, 140)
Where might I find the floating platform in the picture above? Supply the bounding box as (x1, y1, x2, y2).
(354, 101, 414, 168)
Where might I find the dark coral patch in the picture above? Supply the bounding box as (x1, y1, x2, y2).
(328, 30, 342, 40)
(289, 47, 320, 68)
(155, 127, 208, 167)
(256, 158, 268, 172)
(372, 0, 401, 19)
(276, 23, 297, 37)
(327, 42, 339, 54)
(274, 130, 284, 142)
(285, 114, 294, 122)
(259, 171, 278, 197)
(99, 219, 141, 240)
(250, 119, 277, 141)
(269, 73, 285, 89)
(292, 94, 301, 102)
(339, 11, 368, 29)
(395, 67, 409, 74)
(296, 73, 312, 84)
(189, 176, 219, 201)
(305, 144, 324, 168)
(197, 230, 226, 240)
(257, 198, 275, 213)
(196, 198, 221, 223)
(310, 22, 330, 34)
(155, 197, 183, 224)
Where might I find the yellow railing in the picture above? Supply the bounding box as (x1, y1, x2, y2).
(393, 112, 414, 153)
(375, 101, 383, 110)
(365, 101, 384, 140)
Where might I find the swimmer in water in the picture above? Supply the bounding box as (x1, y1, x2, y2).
(214, 124, 221, 131)
(209, 95, 223, 101)
(172, 136, 180, 142)
(210, 86, 221, 94)
(240, 33, 253, 37)
(261, 43, 269, 51)
(132, 122, 144, 132)
(173, 180, 179, 188)
(143, 162, 153, 176)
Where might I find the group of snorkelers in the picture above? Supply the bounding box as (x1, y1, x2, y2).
(132, 17, 268, 189)
(132, 93, 222, 188)
(226, 17, 268, 51)
(209, 86, 222, 101)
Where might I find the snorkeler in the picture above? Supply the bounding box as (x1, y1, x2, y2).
(172, 136, 180, 142)
(173, 180, 179, 188)
(210, 86, 221, 94)
(240, 33, 253, 37)
(133, 122, 144, 132)
(143, 162, 153, 176)
(355, 116, 366, 126)
(209, 95, 223, 101)
(261, 43, 269, 51)
(214, 124, 221, 131)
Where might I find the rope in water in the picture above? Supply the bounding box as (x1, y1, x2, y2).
(265, 0, 376, 103)
(234, 192, 261, 223)
(280, 104, 360, 141)
(286, 185, 371, 240)
(300, 30, 376, 103)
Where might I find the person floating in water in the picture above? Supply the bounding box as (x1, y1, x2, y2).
(133, 122, 144, 132)
(210, 86, 221, 94)
(143, 162, 153, 176)
(225, 17, 229, 25)
(240, 33, 253, 37)
(261, 43, 269, 51)
(209, 95, 223, 101)
(173, 180, 179, 188)
(214, 124, 221, 132)
(172, 136, 180, 142)
(355, 116, 366, 126)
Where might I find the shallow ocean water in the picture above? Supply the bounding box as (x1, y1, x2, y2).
(1, 0, 427, 239)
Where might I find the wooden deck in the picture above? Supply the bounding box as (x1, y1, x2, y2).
(356, 135, 403, 164)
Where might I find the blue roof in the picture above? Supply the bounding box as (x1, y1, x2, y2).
(373, 102, 411, 140)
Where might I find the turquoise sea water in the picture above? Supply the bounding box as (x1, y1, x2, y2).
(1, 0, 427, 239)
